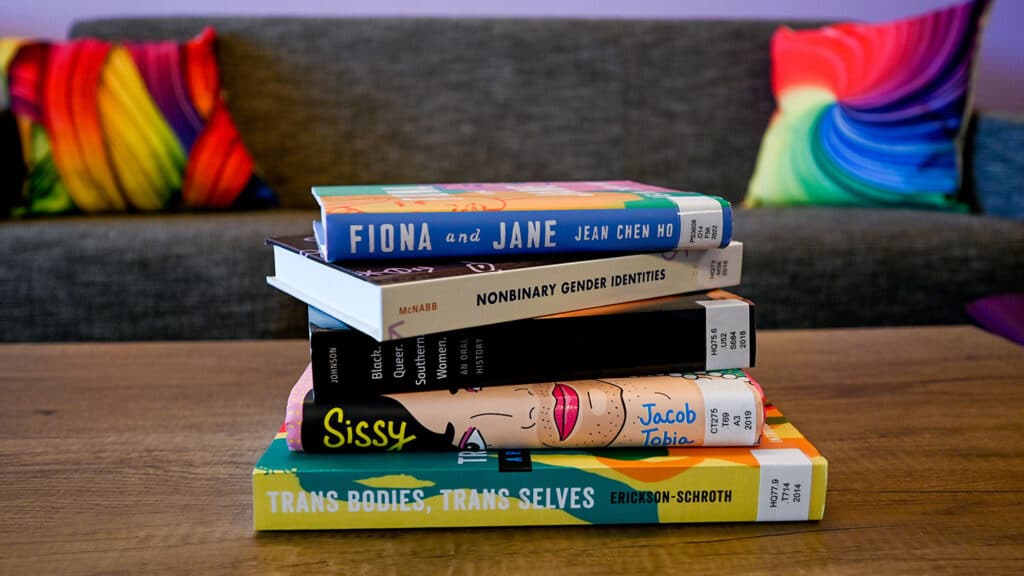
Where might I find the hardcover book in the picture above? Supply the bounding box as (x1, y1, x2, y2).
(286, 365, 765, 453)
(267, 235, 743, 341)
(253, 403, 827, 530)
(308, 289, 756, 400)
(311, 181, 732, 261)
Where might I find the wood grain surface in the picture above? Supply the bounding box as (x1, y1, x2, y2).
(1, 326, 1022, 574)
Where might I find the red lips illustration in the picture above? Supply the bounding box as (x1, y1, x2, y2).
(552, 383, 580, 441)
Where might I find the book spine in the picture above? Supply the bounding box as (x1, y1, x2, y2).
(292, 370, 764, 453)
(373, 242, 743, 341)
(309, 300, 755, 401)
(320, 202, 730, 261)
(252, 443, 826, 531)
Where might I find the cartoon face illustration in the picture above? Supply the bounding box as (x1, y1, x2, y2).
(386, 381, 627, 450)
(384, 371, 758, 450)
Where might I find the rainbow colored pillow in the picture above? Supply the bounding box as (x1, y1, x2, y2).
(0, 27, 276, 216)
(745, 0, 992, 210)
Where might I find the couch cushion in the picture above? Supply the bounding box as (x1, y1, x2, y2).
(3, 205, 1020, 342)
(733, 207, 1024, 328)
(0, 209, 314, 341)
(745, 0, 991, 211)
(2, 28, 277, 216)
(968, 113, 1024, 220)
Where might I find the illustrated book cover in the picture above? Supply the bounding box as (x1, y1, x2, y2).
(253, 403, 827, 530)
(286, 365, 765, 453)
(308, 289, 756, 400)
(267, 235, 743, 341)
(311, 181, 732, 261)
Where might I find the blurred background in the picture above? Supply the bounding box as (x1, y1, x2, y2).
(2, 0, 1020, 114)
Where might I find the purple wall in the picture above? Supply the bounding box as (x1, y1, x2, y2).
(2, 0, 1021, 113)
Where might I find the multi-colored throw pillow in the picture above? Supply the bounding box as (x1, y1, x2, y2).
(745, 0, 992, 210)
(0, 27, 276, 216)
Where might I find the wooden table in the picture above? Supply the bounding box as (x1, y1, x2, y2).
(1, 326, 1022, 574)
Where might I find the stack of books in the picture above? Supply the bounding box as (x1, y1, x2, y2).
(252, 181, 827, 530)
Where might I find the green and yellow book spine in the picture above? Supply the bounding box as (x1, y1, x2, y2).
(253, 404, 827, 530)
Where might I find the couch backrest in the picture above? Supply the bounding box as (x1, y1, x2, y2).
(72, 17, 826, 208)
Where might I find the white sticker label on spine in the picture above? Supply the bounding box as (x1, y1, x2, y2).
(694, 242, 741, 288)
(697, 379, 759, 446)
(698, 299, 750, 370)
(666, 196, 724, 248)
(751, 448, 813, 521)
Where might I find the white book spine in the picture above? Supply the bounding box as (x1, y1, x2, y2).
(377, 242, 742, 340)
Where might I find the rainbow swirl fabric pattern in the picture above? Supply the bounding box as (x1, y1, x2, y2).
(1, 28, 275, 215)
(745, 0, 991, 210)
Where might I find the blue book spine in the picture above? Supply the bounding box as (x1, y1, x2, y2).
(315, 206, 732, 262)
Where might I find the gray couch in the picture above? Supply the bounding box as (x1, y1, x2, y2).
(2, 17, 1022, 342)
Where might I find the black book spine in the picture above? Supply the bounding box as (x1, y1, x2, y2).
(310, 298, 755, 401)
